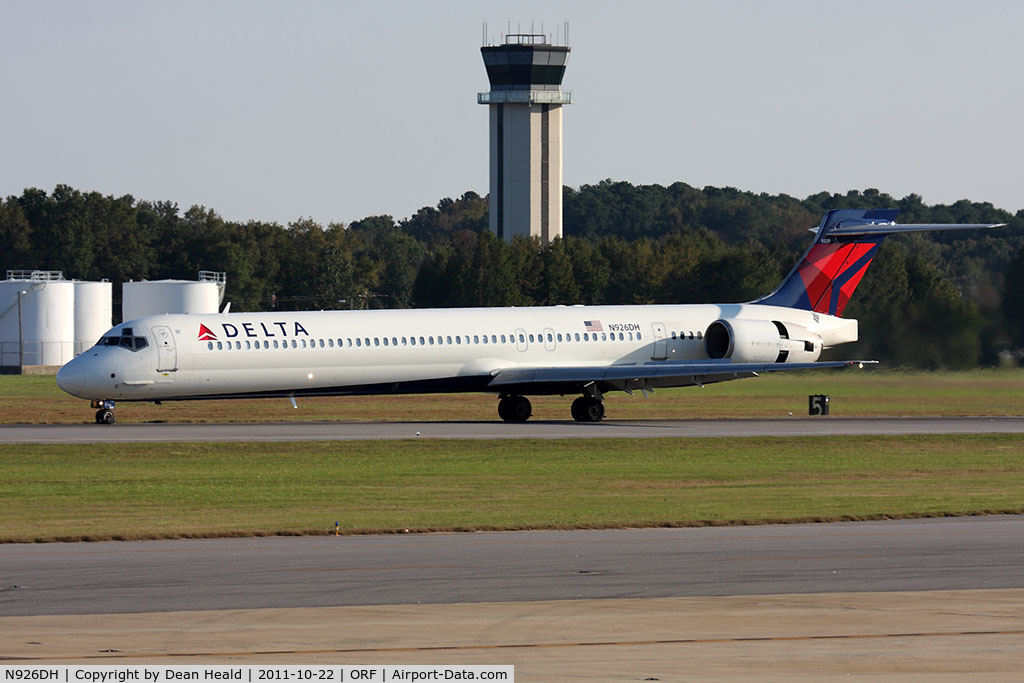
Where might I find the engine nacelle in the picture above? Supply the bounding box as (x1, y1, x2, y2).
(704, 319, 823, 363)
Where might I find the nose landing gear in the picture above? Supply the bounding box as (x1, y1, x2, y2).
(91, 400, 116, 425)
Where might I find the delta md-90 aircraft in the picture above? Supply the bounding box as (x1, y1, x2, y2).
(57, 209, 1002, 424)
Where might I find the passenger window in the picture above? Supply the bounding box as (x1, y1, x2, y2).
(456, 336, 461, 345)
(328, 339, 334, 348)
(473, 335, 479, 344)
(207, 342, 213, 350)
(637, 333, 643, 340)
(356, 338, 362, 347)
(402, 337, 407, 346)
(696, 331, 702, 339)
(446, 336, 452, 344)
(419, 336, 425, 345)
(491, 335, 497, 344)
(392, 337, 398, 346)
(574, 333, 580, 341)
(583, 333, 589, 341)
(528, 334, 535, 343)
(518, 334, 525, 343)
(383, 337, 389, 346)
(374, 338, 380, 347)
(547, 333, 553, 342)
(501, 335, 507, 344)
(429, 337, 435, 345)
(245, 341, 251, 350)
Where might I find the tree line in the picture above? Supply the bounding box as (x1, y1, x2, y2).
(2, 182, 1023, 369)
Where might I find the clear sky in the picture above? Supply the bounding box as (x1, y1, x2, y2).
(2, 0, 1021, 227)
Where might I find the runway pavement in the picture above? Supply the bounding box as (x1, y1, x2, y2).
(3, 517, 1024, 678)
(3, 415, 1024, 443)
(3, 515, 1023, 617)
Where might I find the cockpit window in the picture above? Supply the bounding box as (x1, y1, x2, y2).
(97, 334, 149, 352)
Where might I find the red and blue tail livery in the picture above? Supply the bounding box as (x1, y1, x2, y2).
(754, 209, 1001, 317)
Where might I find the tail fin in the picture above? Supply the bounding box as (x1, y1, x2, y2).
(753, 209, 1003, 317)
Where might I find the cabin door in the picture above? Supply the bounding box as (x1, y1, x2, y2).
(152, 325, 178, 373)
(651, 322, 667, 361)
(514, 328, 528, 352)
(543, 327, 556, 351)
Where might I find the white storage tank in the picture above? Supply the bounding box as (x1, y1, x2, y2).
(122, 280, 220, 321)
(18, 281, 76, 366)
(0, 281, 29, 366)
(74, 280, 113, 355)
(2, 273, 79, 367)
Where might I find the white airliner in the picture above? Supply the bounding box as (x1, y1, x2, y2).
(56, 209, 1001, 424)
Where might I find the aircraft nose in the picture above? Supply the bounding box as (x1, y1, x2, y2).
(56, 361, 85, 396)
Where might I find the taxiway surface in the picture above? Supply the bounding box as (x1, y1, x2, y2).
(3, 415, 1024, 443)
(3, 516, 1023, 617)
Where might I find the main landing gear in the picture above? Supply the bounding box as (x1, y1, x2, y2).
(91, 400, 116, 425)
(497, 395, 532, 422)
(496, 393, 607, 423)
(570, 396, 605, 422)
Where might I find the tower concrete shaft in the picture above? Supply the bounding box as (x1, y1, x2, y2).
(479, 34, 571, 243)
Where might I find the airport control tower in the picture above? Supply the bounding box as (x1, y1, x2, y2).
(479, 33, 571, 243)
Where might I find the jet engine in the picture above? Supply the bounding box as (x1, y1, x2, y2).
(704, 319, 822, 363)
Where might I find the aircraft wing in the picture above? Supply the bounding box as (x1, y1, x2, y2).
(488, 359, 875, 393)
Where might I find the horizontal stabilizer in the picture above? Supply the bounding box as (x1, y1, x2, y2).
(820, 222, 1005, 237)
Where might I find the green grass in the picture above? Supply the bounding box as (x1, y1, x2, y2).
(2, 435, 1021, 542)
(4, 368, 1024, 423)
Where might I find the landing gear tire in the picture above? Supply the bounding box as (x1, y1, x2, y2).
(95, 409, 116, 425)
(498, 395, 532, 422)
(571, 396, 605, 422)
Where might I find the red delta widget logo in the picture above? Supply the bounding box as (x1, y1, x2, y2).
(198, 321, 310, 341)
(197, 324, 218, 341)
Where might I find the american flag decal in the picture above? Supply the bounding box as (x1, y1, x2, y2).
(584, 320, 603, 332)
